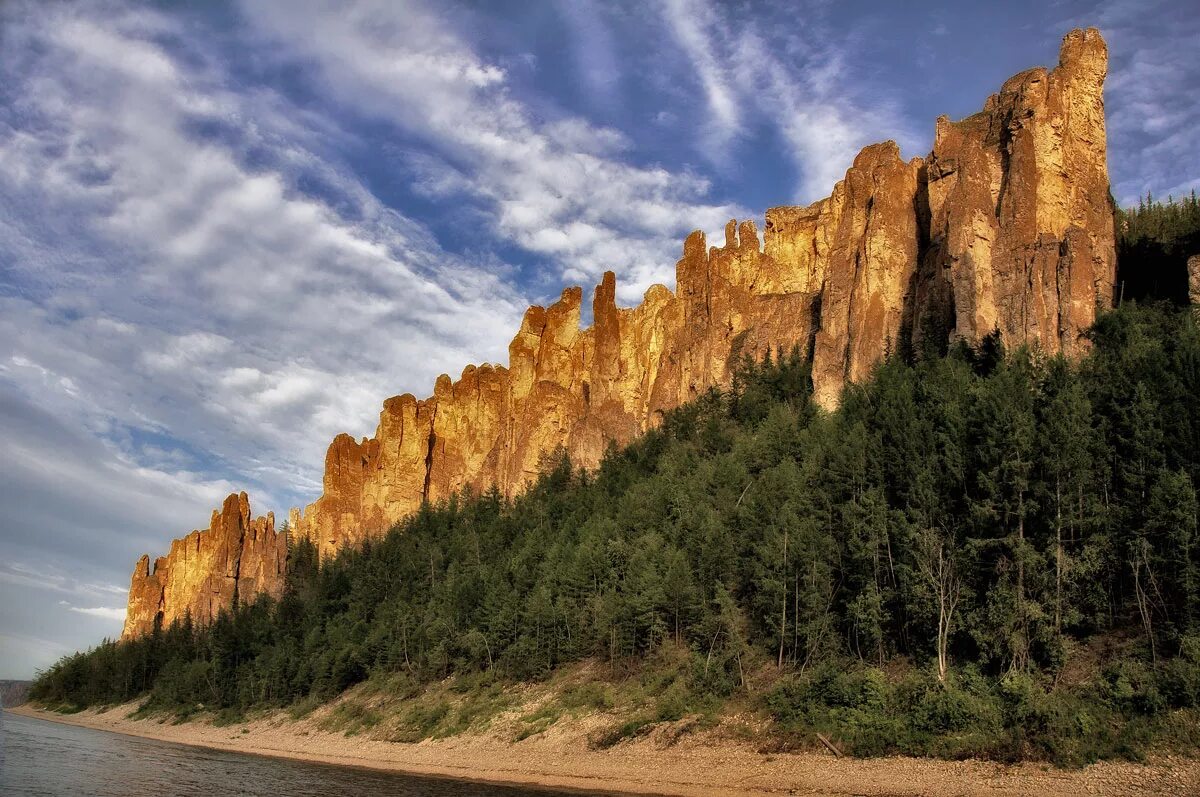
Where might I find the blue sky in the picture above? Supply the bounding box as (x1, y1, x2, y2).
(1, 0, 1196, 679)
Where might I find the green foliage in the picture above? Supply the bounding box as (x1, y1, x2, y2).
(1116, 191, 1200, 304)
(29, 307, 1200, 765)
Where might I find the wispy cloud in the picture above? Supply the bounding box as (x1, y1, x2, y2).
(555, 0, 624, 110)
(0, 1, 531, 512)
(3, 561, 125, 600)
(65, 605, 127, 622)
(1065, 0, 1200, 206)
(658, 0, 743, 156)
(656, 0, 917, 202)
(237, 0, 744, 301)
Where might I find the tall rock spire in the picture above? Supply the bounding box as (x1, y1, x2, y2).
(122, 29, 1116, 639)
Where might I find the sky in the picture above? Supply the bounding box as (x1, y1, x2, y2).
(1, 0, 1197, 679)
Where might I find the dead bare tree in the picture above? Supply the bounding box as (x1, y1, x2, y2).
(917, 524, 962, 683)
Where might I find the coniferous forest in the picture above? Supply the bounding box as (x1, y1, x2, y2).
(31, 200, 1200, 765)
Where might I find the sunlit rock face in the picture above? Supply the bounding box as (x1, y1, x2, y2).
(1189, 255, 1200, 306)
(289, 217, 828, 557)
(914, 27, 1115, 359)
(123, 29, 1116, 637)
(122, 493, 286, 639)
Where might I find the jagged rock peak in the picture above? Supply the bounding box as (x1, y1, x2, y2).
(123, 29, 1116, 638)
(122, 492, 286, 639)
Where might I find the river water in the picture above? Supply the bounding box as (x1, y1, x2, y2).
(0, 709, 593, 796)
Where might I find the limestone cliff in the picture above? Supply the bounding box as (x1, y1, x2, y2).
(123, 492, 286, 638)
(122, 29, 1116, 638)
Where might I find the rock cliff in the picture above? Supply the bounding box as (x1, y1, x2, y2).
(122, 28, 1116, 638)
(123, 492, 287, 638)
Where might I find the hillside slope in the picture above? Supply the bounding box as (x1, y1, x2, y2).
(35, 297, 1200, 765)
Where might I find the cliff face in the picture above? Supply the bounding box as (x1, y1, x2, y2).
(913, 28, 1115, 362)
(290, 219, 827, 558)
(123, 492, 287, 638)
(0, 680, 31, 707)
(122, 28, 1116, 638)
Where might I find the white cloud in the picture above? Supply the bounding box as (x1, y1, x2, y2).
(236, 0, 744, 302)
(659, 0, 743, 154)
(656, 0, 918, 202)
(0, 1, 533, 516)
(555, 0, 624, 109)
(67, 606, 127, 621)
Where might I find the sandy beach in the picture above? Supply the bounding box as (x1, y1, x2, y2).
(9, 702, 1199, 796)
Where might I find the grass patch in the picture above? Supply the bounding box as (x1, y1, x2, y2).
(318, 700, 382, 736)
(588, 715, 655, 749)
(761, 656, 1200, 767)
(439, 684, 512, 737)
(211, 707, 246, 727)
(560, 682, 614, 712)
(514, 702, 563, 741)
(287, 694, 324, 720)
(388, 699, 452, 742)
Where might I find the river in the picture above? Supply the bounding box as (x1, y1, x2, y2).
(0, 709, 594, 796)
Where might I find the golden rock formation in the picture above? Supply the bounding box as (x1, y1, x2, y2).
(122, 29, 1117, 638)
(914, 28, 1115, 357)
(122, 492, 286, 638)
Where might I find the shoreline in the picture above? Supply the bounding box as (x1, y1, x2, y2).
(4, 704, 624, 796)
(8, 703, 1200, 796)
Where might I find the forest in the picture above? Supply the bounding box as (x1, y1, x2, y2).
(31, 197, 1200, 765)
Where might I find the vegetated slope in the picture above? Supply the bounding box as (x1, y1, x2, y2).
(33, 295, 1200, 765)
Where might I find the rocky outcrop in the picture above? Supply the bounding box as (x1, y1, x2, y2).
(291, 219, 826, 557)
(1189, 255, 1200, 306)
(914, 28, 1115, 360)
(122, 493, 286, 639)
(122, 29, 1117, 637)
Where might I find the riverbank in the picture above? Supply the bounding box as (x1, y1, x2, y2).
(10, 702, 1199, 796)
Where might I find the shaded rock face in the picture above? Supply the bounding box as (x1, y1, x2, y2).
(122, 492, 287, 639)
(123, 29, 1116, 636)
(914, 28, 1115, 358)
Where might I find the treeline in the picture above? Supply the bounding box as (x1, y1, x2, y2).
(32, 300, 1200, 762)
(1117, 191, 1200, 303)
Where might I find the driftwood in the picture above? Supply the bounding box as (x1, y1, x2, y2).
(815, 732, 842, 757)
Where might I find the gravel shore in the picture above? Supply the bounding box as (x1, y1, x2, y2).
(9, 703, 1198, 796)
